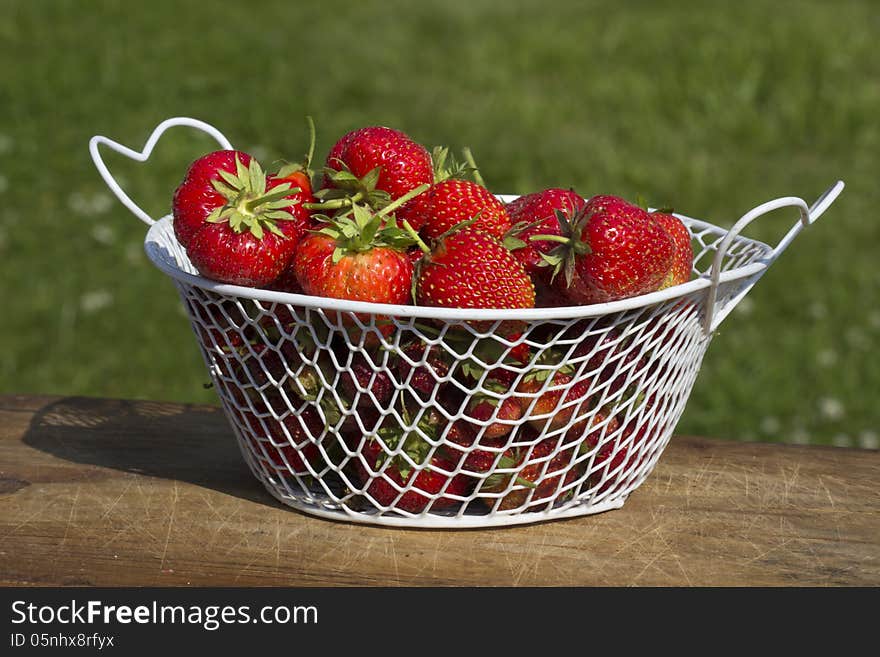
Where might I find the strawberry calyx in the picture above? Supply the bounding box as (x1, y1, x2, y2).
(310, 184, 430, 262)
(481, 450, 539, 490)
(206, 155, 301, 240)
(634, 194, 674, 215)
(529, 205, 593, 286)
(430, 146, 486, 186)
(374, 401, 447, 479)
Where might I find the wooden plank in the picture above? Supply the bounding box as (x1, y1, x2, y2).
(0, 394, 877, 587)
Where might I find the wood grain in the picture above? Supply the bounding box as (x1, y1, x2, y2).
(1, 394, 877, 587)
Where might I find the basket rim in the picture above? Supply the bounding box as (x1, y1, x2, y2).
(144, 205, 772, 321)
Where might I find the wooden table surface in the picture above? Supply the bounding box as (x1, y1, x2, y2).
(1, 394, 877, 587)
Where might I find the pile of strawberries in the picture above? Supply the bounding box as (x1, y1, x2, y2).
(171, 120, 694, 514)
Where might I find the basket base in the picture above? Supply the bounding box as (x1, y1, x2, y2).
(262, 485, 628, 529)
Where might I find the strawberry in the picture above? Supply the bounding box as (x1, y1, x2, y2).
(538, 194, 675, 304)
(414, 228, 535, 314)
(172, 150, 312, 288)
(504, 187, 587, 281)
(444, 419, 507, 476)
(479, 432, 583, 511)
(584, 408, 643, 494)
(572, 327, 650, 398)
(516, 368, 595, 435)
(399, 178, 511, 241)
(322, 125, 433, 202)
(293, 189, 425, 339)
(464, 390, 523, 440)
(355, 410, 471, 513)
(339, 351, 395, 412)
(651, 210, 693, 289)
(395, 339, 452, 399)
(243, 405, 324, 476)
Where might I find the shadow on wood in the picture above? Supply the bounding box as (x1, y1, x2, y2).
(20, 395, 277, 507)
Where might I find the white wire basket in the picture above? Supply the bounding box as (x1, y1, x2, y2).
(90, 117, 844, 528)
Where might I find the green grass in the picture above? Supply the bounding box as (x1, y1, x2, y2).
(1, 0, 878, 447)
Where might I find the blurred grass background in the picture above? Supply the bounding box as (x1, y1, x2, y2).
(1, 0, 877, 447)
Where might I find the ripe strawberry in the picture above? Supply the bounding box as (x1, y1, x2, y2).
(338, 351, 394, 411)
(504, 187, 587, 281)
(172, 150, 312, 287)
(516, 369, 595, 434)
(414, 228, 535, 314)
(464, 390, 523, 440)
(584, 409, 643, 494)
(240, 403, 325, 476)
(322, 125, 433, 202)
(573, 327, 650, 398)
(293, 192, 425, 339)
(395, 339, 452, 399)
(651, 210, 693, 289)
(538, 194, 675, 304)
(479, 432, 583, 511)
(399, 178, 510, 241)
(444, 419, 507, 476)
(355, 413, 471, 513)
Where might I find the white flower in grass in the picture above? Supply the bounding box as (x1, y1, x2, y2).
(808, 301, 827, 320)
(857, 430, 878, 450)
(790, 427, 811, 445)
(68, 191, 113, 216)
(845, 327, 869, 349)
(832, 434, 852, 448)
(79, 290, 114, 314)
(90, 224, 115, 245)
(124, 242, 143, 265)
(868, 310, 880, 330)
(759, 415, 781, 435)
(248, 144, 270, 163)
(816, 348, 837, 367)
(734, 296, 754, 316)
(818, 397, 845, 421)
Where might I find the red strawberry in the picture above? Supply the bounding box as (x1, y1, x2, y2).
(399, 178, 510, 240)
(584, 409, 642, 494)
(465, 391, 523, 440)
(651, 210, 693, 289)
(355, 414, 470, 513)
(414, 228, 535, 314)
(573, 328, 650, 398)
(396, 339, 452, 399)
(479, 433, 583, 511)
(504, 187, 587, 281)
(516, 369, 595, 434)
(293, 192, 425, 339)
(322, 125, 433, 202)
(444, 420, 507, 476)
(539, 194, 675, 304)
(339, 351, 394, 411)
(241, 404, 324, 476)
(172, 150, 312, 287)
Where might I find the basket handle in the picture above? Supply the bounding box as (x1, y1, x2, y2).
(703, 179, 845, 335)
(88, 117, 234, 227)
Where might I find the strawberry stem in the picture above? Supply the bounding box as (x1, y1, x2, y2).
(402, 220, 430, 254)
(376, 183, 430, 219)
(302, 191, 364, 211)
(530, 234, 569, 244)
(461, 147, 486, 188)
(304, 115, 316, 171)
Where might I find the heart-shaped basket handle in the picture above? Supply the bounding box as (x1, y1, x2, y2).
(88, 117, 234, 227)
